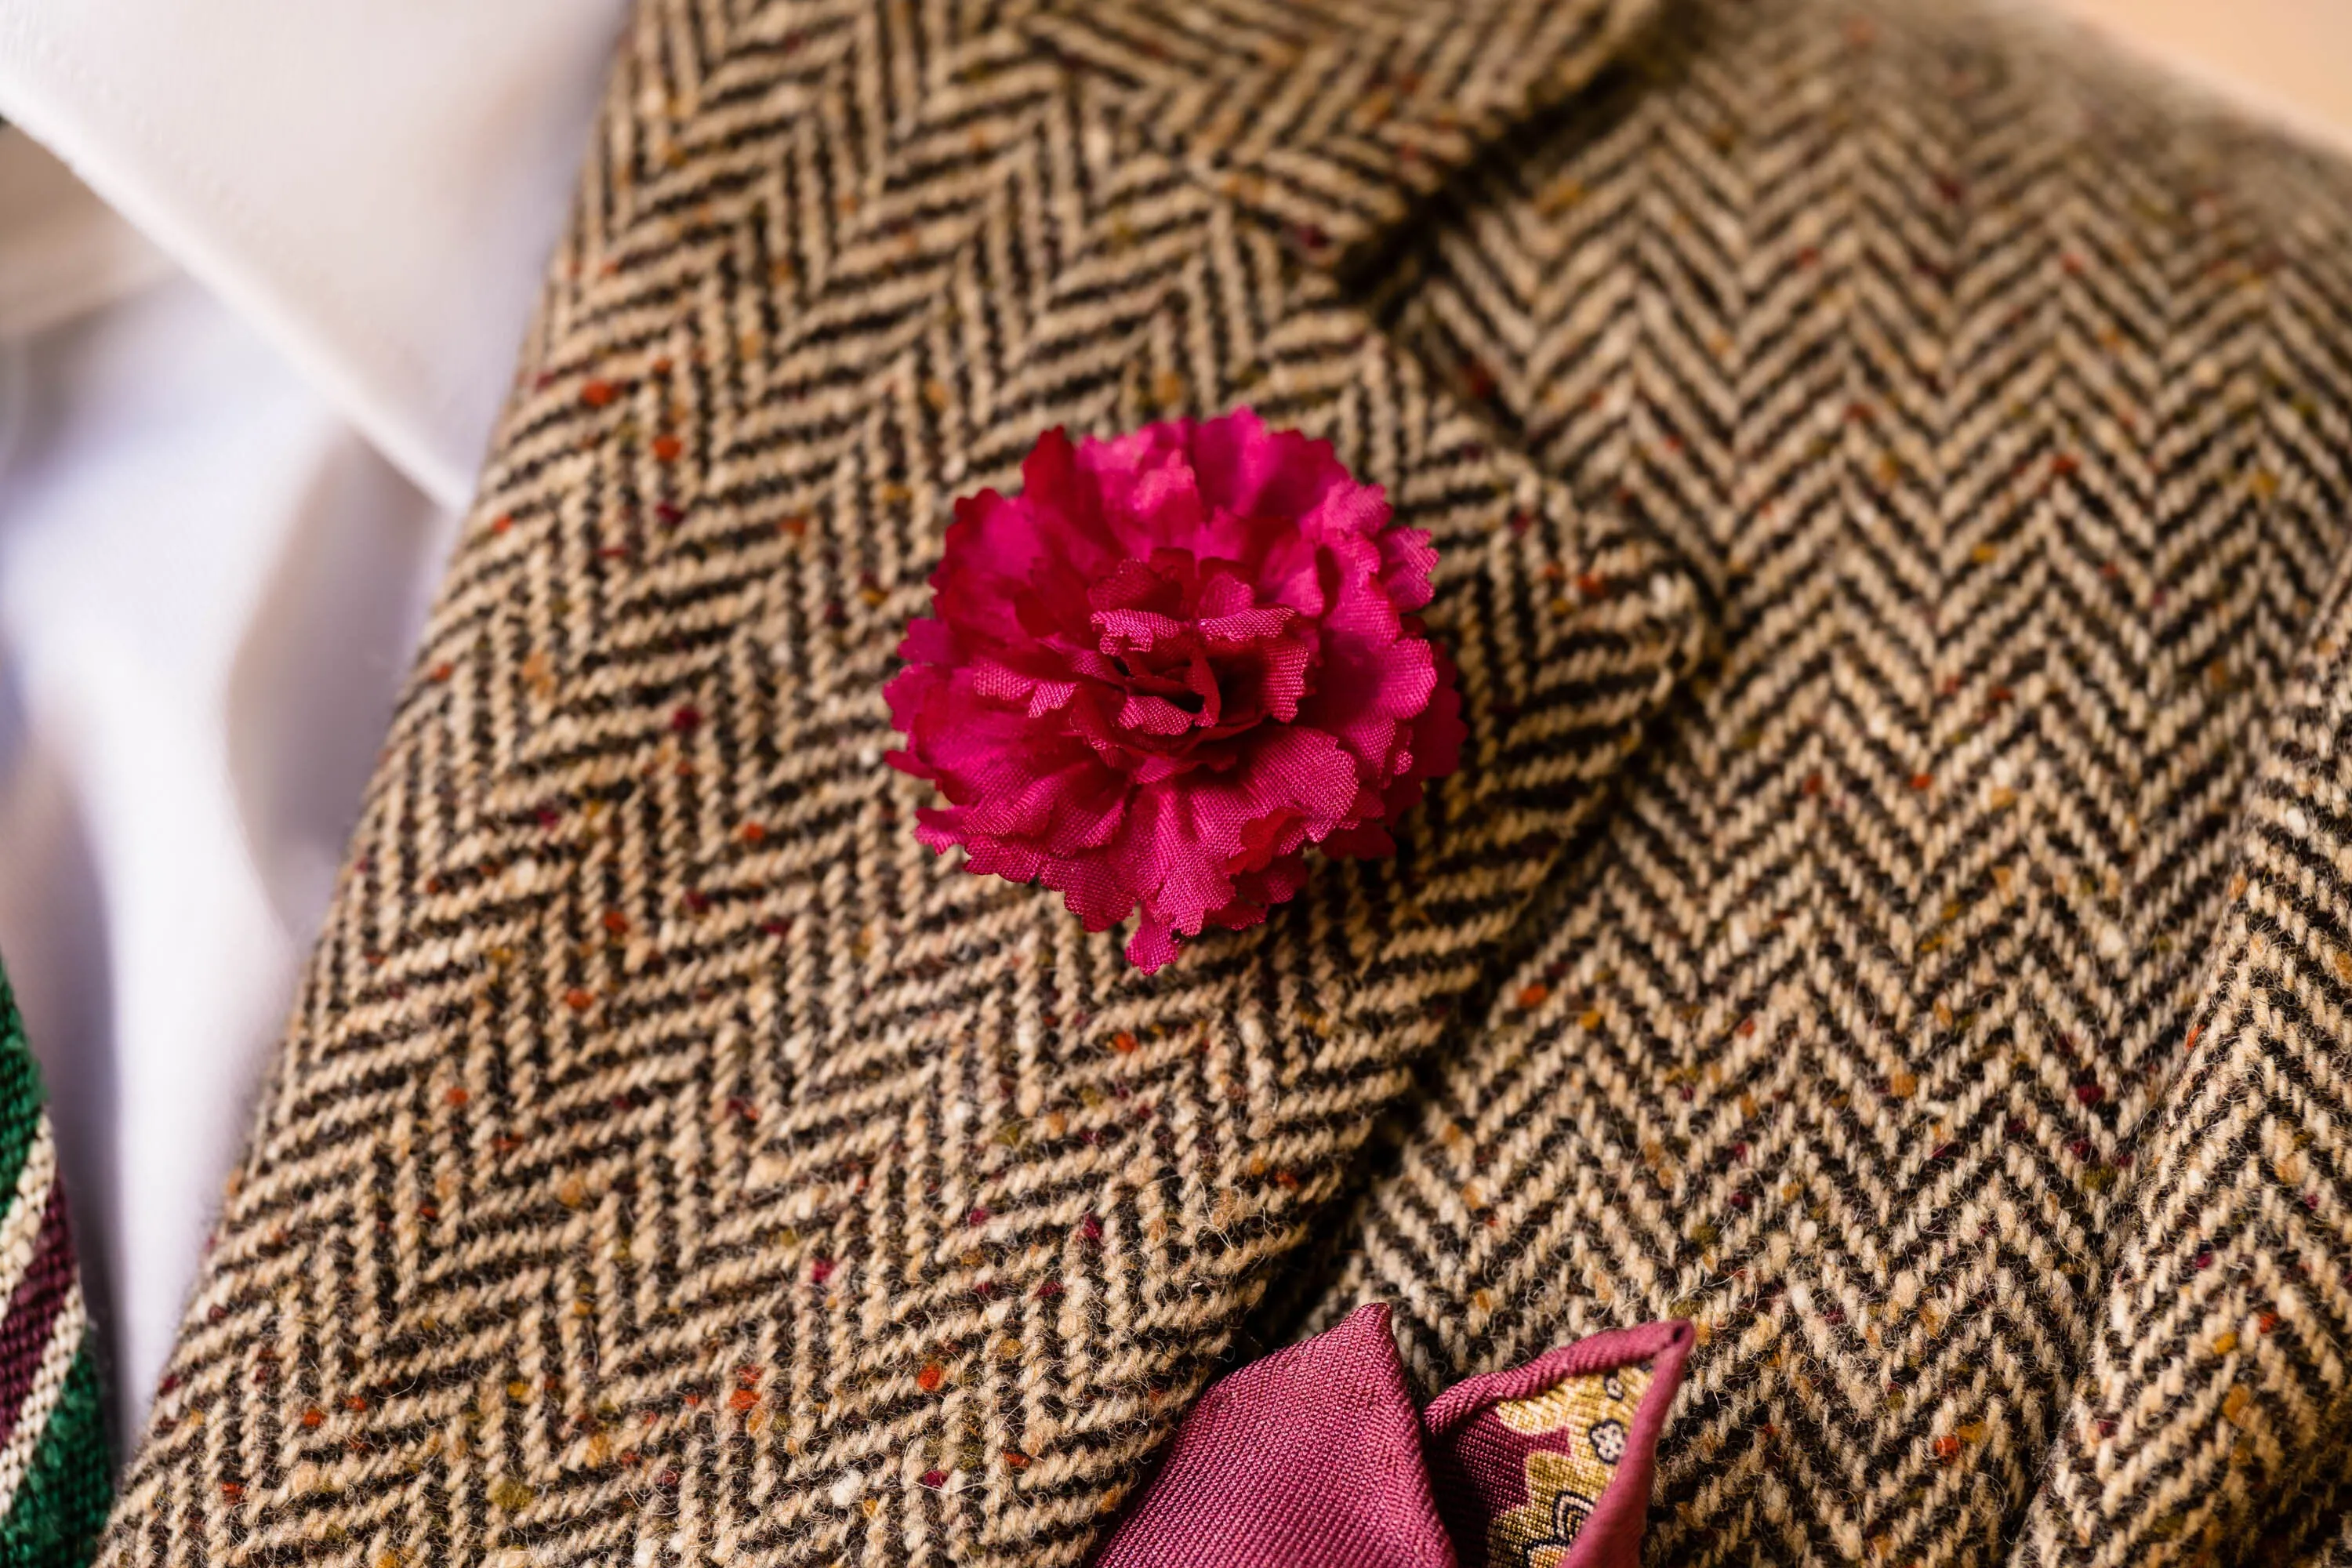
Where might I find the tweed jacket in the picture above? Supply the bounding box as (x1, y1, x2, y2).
(100, 0, 2352, 1564)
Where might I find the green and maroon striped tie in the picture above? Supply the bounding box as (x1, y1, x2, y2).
(0, 964, 108, 1565)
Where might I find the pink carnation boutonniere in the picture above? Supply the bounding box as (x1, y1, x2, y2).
(885, 408, 1465, 974)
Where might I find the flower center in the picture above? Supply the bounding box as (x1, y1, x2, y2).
(1082, 547, 1316, 752)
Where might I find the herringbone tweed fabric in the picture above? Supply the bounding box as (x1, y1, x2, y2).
(95, 0, 2352, 1565)
(1285, 4, 2352, 1568)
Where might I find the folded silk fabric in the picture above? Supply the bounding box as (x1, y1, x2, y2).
(96, 0, 2352, 1564)
(1094, 1307, 1693, 1568)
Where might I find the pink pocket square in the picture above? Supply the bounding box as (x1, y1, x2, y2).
(1096, 1305, 1693, 1568)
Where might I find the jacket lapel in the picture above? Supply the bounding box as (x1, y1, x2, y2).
(106, 2, 1700, 1562)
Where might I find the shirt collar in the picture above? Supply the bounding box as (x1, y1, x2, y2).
(0, 0, 628, 507)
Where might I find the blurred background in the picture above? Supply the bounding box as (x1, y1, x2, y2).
(2039, 0, 2352, 151)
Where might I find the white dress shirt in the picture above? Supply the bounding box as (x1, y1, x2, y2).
(0, 0, 627, 1440)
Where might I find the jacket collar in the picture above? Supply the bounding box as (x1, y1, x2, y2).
(1024, 0, 1657, 260)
